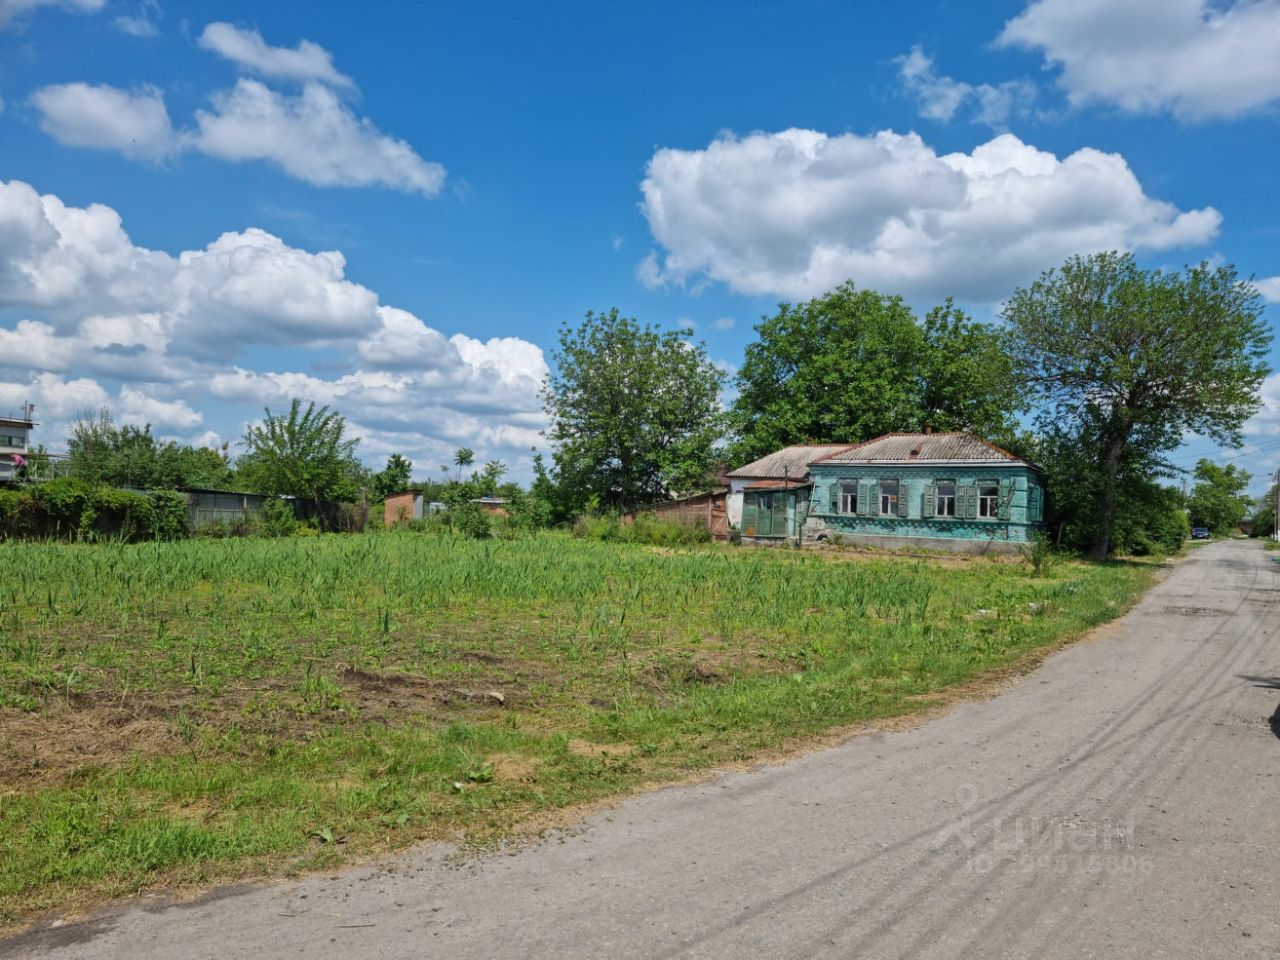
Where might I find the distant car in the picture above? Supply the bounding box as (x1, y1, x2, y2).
(1191, 527, 1211, 540)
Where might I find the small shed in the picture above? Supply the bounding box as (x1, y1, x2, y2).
(182, 488, 272, 530)
(470, 496, 509, 516)
(625, 488, 729, 539)
(385, 489, 424, 526)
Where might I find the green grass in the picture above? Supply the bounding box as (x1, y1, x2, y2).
(0, 532, 1158, 925)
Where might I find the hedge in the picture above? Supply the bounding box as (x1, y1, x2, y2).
(0, 478, 188, 542)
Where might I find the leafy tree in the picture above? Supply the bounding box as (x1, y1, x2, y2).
(237, 399, 366, 503)
(371, 453, 413, 501)
(1033, 423, 1189, 555)
(1004, 253, 1270, 559)
(449, 447, 475, 483)
(66, 408, 233, 489)
(730, 284, 1022, 463)
(1249, 477, 1278, 539)
(917, 300, 1023, 443)
(529, 451, 572, 525)
(542, 308, 725, 511)
(1186, 459, 1251, 535)
(1110, 482, 1190, 556)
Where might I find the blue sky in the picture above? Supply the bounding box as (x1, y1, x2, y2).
(1, 0, 1278, 488)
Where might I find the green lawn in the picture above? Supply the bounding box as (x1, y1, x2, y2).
(0, 532, 1158, 926)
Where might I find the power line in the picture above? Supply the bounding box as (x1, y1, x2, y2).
(1169, 436, 1280, 467)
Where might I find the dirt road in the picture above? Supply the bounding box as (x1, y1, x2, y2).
(6, 539, 1278, 959)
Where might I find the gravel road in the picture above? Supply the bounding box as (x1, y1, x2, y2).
(6, 539, 1278, 959)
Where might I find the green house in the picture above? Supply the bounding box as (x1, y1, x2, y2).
(731, 433, 1045, 554)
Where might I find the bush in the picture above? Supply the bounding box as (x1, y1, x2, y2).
(1109, 487, 1188, 556)
(450, 502, 492, 539)
(572, 511, 712, 546)
(198, 514, 262, 538)
(1019, 531, 1057, 577)
(0, 478, 191, 541)
(146, 490, 189, 541)
(259, 498, 299, 538)
(333, 502, 368, 533)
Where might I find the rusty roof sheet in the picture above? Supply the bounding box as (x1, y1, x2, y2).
(742, 479, 810, 491)
(814, 432, 1030, 466)
(727, 444, 853, 479)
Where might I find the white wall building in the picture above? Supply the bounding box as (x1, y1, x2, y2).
(0, 409, 35, 482)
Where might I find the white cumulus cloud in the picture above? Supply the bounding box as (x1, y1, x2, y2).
(896, 46, 1037, 128)
(0, 179, 547, 476)
(198, 22, 354, 89)
(193, 80, 444, 195)
(31, 83, 178, 161)
(32, 74, 443, 195)
(998, 0, 1280, 120)
(639, 128, 1221, 302)
(1257, 276, 1280, 303)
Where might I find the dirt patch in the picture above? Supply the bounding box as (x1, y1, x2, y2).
(0, 666, 528, 789)
(567, 739, 635, 759)
(488, 753, 541, 783)
(0, 705, 177, 788)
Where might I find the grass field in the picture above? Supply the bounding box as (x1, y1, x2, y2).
(0, 532, 1159, 926)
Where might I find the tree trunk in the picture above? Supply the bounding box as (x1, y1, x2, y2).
(1090, 422, 1134, 561)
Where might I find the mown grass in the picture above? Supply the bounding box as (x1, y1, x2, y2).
(0, 532, 1159, 926)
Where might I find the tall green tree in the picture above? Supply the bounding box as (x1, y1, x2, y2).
(917, 300, 1023, 441)
(542, 308, 725, 511)
(238, 399, 366, 503)
(729, 283, 1022, 463)
(1186, 459, 1251, 535)
(450, 447, 475, 483)
(1004, 253, 1270, 559)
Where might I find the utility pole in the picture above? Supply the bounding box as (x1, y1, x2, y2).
(1273, 468, 1279, 543)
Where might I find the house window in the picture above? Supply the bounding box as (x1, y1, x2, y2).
(839, 482, 858, 514)
(977, 481, 1000, 519)
(935, 481, 957, 517)
(879, 480, 899, 515)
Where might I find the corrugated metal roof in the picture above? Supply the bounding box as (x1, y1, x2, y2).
(727, 444, 853, 479)
(815, 432, 1030, 466)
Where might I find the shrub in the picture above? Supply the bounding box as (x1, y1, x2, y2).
(334, 502, 368, 533)
(572, 511, 711, 546)
(1019, 531, 1057, 577)
(259, 498, 299, 538)
(146, 490, 190, 541)
(0, 478, 191, 542)
(450, 502, 491, 539)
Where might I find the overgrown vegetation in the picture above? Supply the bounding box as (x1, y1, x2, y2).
(0, 533, 1157, 924)
(66, 409, 234, 491)
(0, 478, 187, 541)
(573, 512, 714, 545)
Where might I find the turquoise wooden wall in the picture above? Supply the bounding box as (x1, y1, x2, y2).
(806, 464, 1044, 544)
